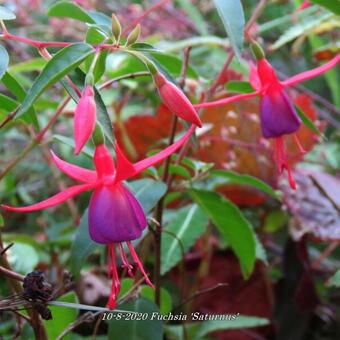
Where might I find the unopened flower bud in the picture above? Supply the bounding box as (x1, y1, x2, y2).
(251, 42, 265, 60)
(111, 14, 121, 42)
(154, 72, 202, 127)
(126, 24, 141, 46)
(74, 85, 96, 155)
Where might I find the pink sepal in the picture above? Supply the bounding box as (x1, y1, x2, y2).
(194, 91, 260, 109)
(50, 150, 97, 183)
(132, 124, 196, 176)
(1, 183, 95, 212)
(282, 54, 340, 87)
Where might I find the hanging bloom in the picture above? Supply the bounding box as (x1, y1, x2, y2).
(74, 85, 96, 155)
(194, 47, 340, 189)
(2, 124, 196, 308)
(154, 71, 202, 127)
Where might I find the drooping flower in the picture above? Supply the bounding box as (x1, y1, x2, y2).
(74, 85, 96, 155)
(2, 124, 196, 308)
(154, 71, 202, 127)
(194, 47, 340, 189)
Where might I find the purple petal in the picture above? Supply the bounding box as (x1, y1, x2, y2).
(260, 90, 301, 138)
(88, 183, 147, 244)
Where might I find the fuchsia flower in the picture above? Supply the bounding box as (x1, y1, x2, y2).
(154, 72, 202, 127)
(74, 85, 96, 155)
(194, 51, 340, 189)
(2, 124, 196, 308)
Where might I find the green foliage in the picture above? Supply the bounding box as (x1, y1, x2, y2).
(0, 5, 16, 20)
(213, 0, 245, 59)
(211, 170, 281, 200)
(161, 204, 209, 275)
(48, 1, 95, 23)
(310, 0, 340, 15)
(328, 270, 340, 287)
(165, 315, 269, 339)
(44, 292, 79, 340)
(296, 105, 325, 139)
(108, 298, 163, 340)
(226, 80, 254, 93)
(16, 43, 94, 119)
(189, 190, 256, 278)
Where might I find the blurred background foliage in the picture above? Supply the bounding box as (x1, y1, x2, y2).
(0, 0, 339, 339)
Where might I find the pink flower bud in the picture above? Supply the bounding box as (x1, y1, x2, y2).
(155, 72, 202, 127)
(74, 85, 96, 155)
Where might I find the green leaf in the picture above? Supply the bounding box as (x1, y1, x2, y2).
(86, 25, 107, 45)
(271, 11, 332, 50)
(0, 94, 17, 112)
(140, 285, 172, 315)
(47, 1, 95, 23)
(127, 179, 167, 214)
(189, 189, 256, 278)
(7, 242, 39, 274)
(85, 49, 108, 83)
(165, 315, 269, 339)
(211, 170, 280, 200)
(0, 213, 4, 227)
(161, 205, 208, 275)
(195, 315, 269, 337)
(264, 209, 288, 233)
(328, 269, 340, 287)
(0, 45, 9, 80)
(44, 292, 78, 340)
(0, 5, 16, 20)
(213, 0, 245, 60)
(296, 105, 324, 139)
(310, 0, 340, 15)
(226, 80, 254, 93)
(110, 52, 198, 80)
(8, 58, 47, 74)
(69, 209, 101, 278)
(16, 43, 94, 119)
(108, 298, 163, 340)
(129, 43, 159, 52)
(175, 0, 209, 35)
(1, 72, 39, 127)
(168, 164, 191, 179)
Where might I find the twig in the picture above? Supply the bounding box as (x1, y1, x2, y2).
(0, 242, 14, 255)
(56, 311, 101, 340)
(0, 265, 25, 282)
(99, 71, 151, 90)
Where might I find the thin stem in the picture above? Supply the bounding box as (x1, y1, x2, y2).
(152, 46, 192, 307)
(99, 71, 150, 90)
(0, 265, 24, 282)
